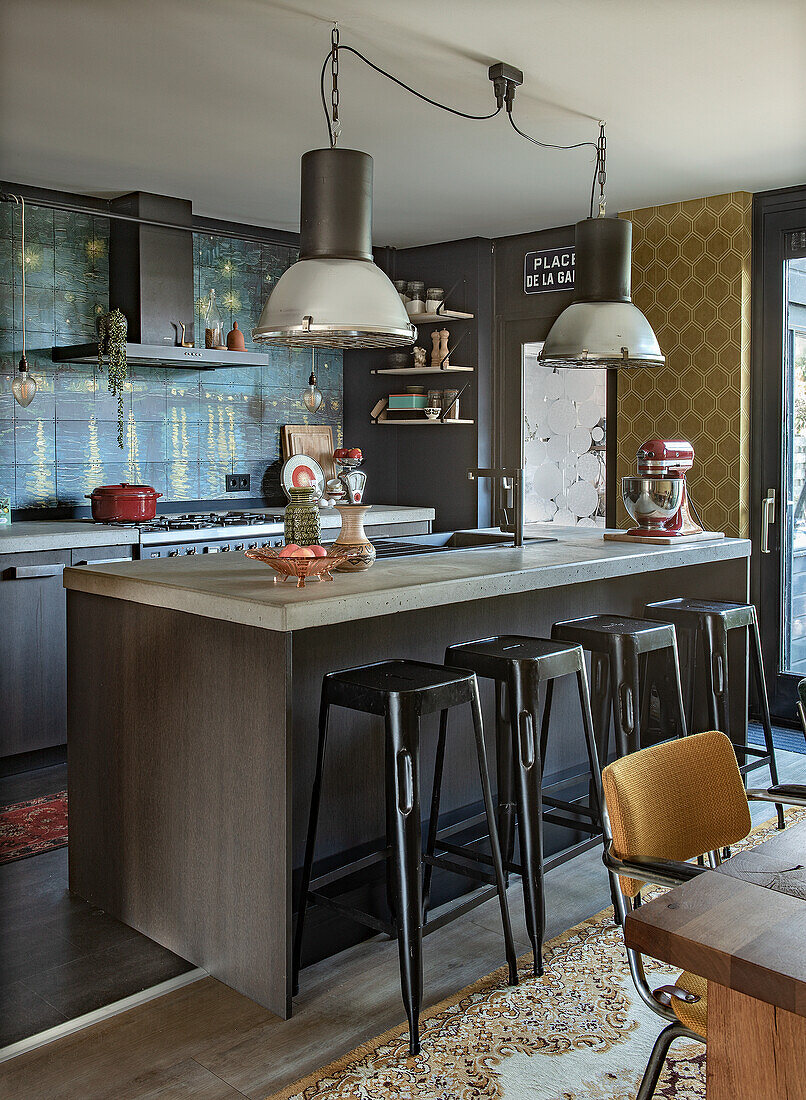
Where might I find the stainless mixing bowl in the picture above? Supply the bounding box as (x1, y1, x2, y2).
(621, 477, 684, 530)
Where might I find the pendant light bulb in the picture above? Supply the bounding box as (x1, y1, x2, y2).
(302, 370, 323, 413)
(12, 355, 36, 408)
(11, 194, 37, 406)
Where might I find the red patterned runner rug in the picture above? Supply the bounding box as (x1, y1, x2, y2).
(0, 790, 68, 865)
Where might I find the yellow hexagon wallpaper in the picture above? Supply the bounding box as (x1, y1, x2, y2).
(617, 193, 752, 536)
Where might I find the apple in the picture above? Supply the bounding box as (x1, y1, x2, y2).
(278, 543, 300, 557)
(334, 448, 347, 462)
(309, 545, 328, 557)
(290, 546, 315, 558)
(347, 448, 362, 461)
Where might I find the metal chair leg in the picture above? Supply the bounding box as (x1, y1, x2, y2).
(292, 688, 331, 996)
(668, 632, 688, 738)
(591, 652, 612, 768)
(610, 639, 641, 756)
(713, 621, 732, 737)
(701, 619, 722, 731)
(539, 676, 554, 779)
(637, 1021, 699, 1100)
(507, 669, 545, 976)
(386, 700, 423, 1057)
(749, 613, 785, 828)
(422, 708, 449, 918)
(469, 680, 519, 986)
(495, 679, 517, 876)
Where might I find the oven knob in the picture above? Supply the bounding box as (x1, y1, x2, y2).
(168, 550, 179, 556)
(234, 543, 244, 551)
(220, 544, 230, 551)
(248, 542, 257, 549)
(261, 541, 269, 548)
(187, 547, 196, 555)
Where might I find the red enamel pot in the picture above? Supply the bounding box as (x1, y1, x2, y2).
(85, 482, 162, 523)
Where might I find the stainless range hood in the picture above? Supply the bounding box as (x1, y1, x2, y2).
(52, 192, 270, 370)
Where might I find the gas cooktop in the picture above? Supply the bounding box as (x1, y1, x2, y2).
(141, 511, 285, 532)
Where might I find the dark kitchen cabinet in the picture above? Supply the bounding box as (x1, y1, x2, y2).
(0, 549, 70, 758)
(0, 544, 134, 761)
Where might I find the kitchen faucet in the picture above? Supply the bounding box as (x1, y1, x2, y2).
(467, 467, 525, 547)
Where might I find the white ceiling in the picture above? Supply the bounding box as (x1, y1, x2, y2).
(1, 0, 804, 246)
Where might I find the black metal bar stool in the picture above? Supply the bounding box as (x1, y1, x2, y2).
(645, 598, 785, 828)
(424, 636, 603, 976)
(551, 615, 688, 760)
(293, 659, 518, 1056)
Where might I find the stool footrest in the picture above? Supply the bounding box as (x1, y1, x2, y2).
(543, 809, 602, 835)
(542, 793, 598, 822)
(309, 846, 391, 893)
(738, 757, 772, 776)
(307, 891, 395, 937)
(424, 885, 501, 934)
(424, 852, 496, 884)
(731, 743, 770, 759)
(436, 836, 523, 878)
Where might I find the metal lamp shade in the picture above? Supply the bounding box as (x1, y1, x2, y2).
(253, 148, 416, 350)
(253, 257, 415, 349)
(538, 217, 665, 369)
(538, 300, 664, 368)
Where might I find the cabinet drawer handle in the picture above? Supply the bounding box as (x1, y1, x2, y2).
(5, 564, 65, 579)
(74, 557, 130, 566)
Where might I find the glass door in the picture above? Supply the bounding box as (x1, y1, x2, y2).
(521, 343, 608, 528)
(753, 192, 806, 720)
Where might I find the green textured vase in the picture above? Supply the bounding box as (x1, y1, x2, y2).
(284, 487, 321, 547)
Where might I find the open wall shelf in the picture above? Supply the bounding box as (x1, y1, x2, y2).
(406, 310, 474, 323)
(371, 365, 474, 376)
(373, 416, 475, 426)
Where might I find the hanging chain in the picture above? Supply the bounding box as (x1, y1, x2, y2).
(330, 24, 341, 146)
(597, 121, 607, 217)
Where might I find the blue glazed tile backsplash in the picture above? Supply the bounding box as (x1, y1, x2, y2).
(0, 205, 343, 509)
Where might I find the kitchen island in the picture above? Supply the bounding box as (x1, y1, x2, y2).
(64, 528, 750, 1018)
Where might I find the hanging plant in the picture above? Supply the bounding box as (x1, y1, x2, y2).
(96, 309, 128, 449)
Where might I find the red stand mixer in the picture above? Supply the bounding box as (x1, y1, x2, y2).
(622, 439, 703, 537)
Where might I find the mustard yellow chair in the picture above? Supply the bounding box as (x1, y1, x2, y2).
(600, 729, 804, 1100)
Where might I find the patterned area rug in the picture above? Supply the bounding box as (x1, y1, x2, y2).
(269, 810, 806, 1100)
(0, 790, 68, 864)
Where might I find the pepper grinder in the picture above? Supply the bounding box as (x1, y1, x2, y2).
(431, 329, 441, 368)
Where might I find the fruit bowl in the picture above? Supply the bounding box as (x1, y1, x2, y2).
(244, 546, 352, 588)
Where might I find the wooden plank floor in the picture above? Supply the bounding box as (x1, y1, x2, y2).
(2, 748, 802, 1100)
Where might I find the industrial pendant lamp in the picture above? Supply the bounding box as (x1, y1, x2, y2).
(538, 125, 664, 369)
(11, 196, 37, 407)
(253, 27, 415, 350)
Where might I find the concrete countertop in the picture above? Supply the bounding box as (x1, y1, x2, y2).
(0, 520, 140, 554)
(0, 505, 435, 554)
(63, 526, 751, 633)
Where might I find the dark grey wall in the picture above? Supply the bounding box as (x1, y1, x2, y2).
(344, 238, 493, 532)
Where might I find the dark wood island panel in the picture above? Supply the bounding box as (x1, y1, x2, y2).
(67, 593, 292, 1017)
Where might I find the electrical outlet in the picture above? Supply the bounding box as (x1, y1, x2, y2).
(225, 473, 250, 493)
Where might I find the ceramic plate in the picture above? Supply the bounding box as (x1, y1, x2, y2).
(281, 454, 325, 500)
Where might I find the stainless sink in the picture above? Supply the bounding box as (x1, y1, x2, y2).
(372, 531, 556, 559)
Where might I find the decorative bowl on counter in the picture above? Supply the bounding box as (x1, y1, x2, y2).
(244, 546, 352, 588)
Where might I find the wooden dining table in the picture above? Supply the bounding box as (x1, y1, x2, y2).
(624, 820, 806, 1099)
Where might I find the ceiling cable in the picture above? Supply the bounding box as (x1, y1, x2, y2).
(318, 26, 601, 215)
(320, 32, 502, 148)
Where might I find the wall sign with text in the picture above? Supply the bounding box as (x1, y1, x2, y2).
(523, 246, 575, 294)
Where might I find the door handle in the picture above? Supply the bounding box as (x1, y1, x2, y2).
(4, 564, 65, 579)
(761, 488, 776, 553)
